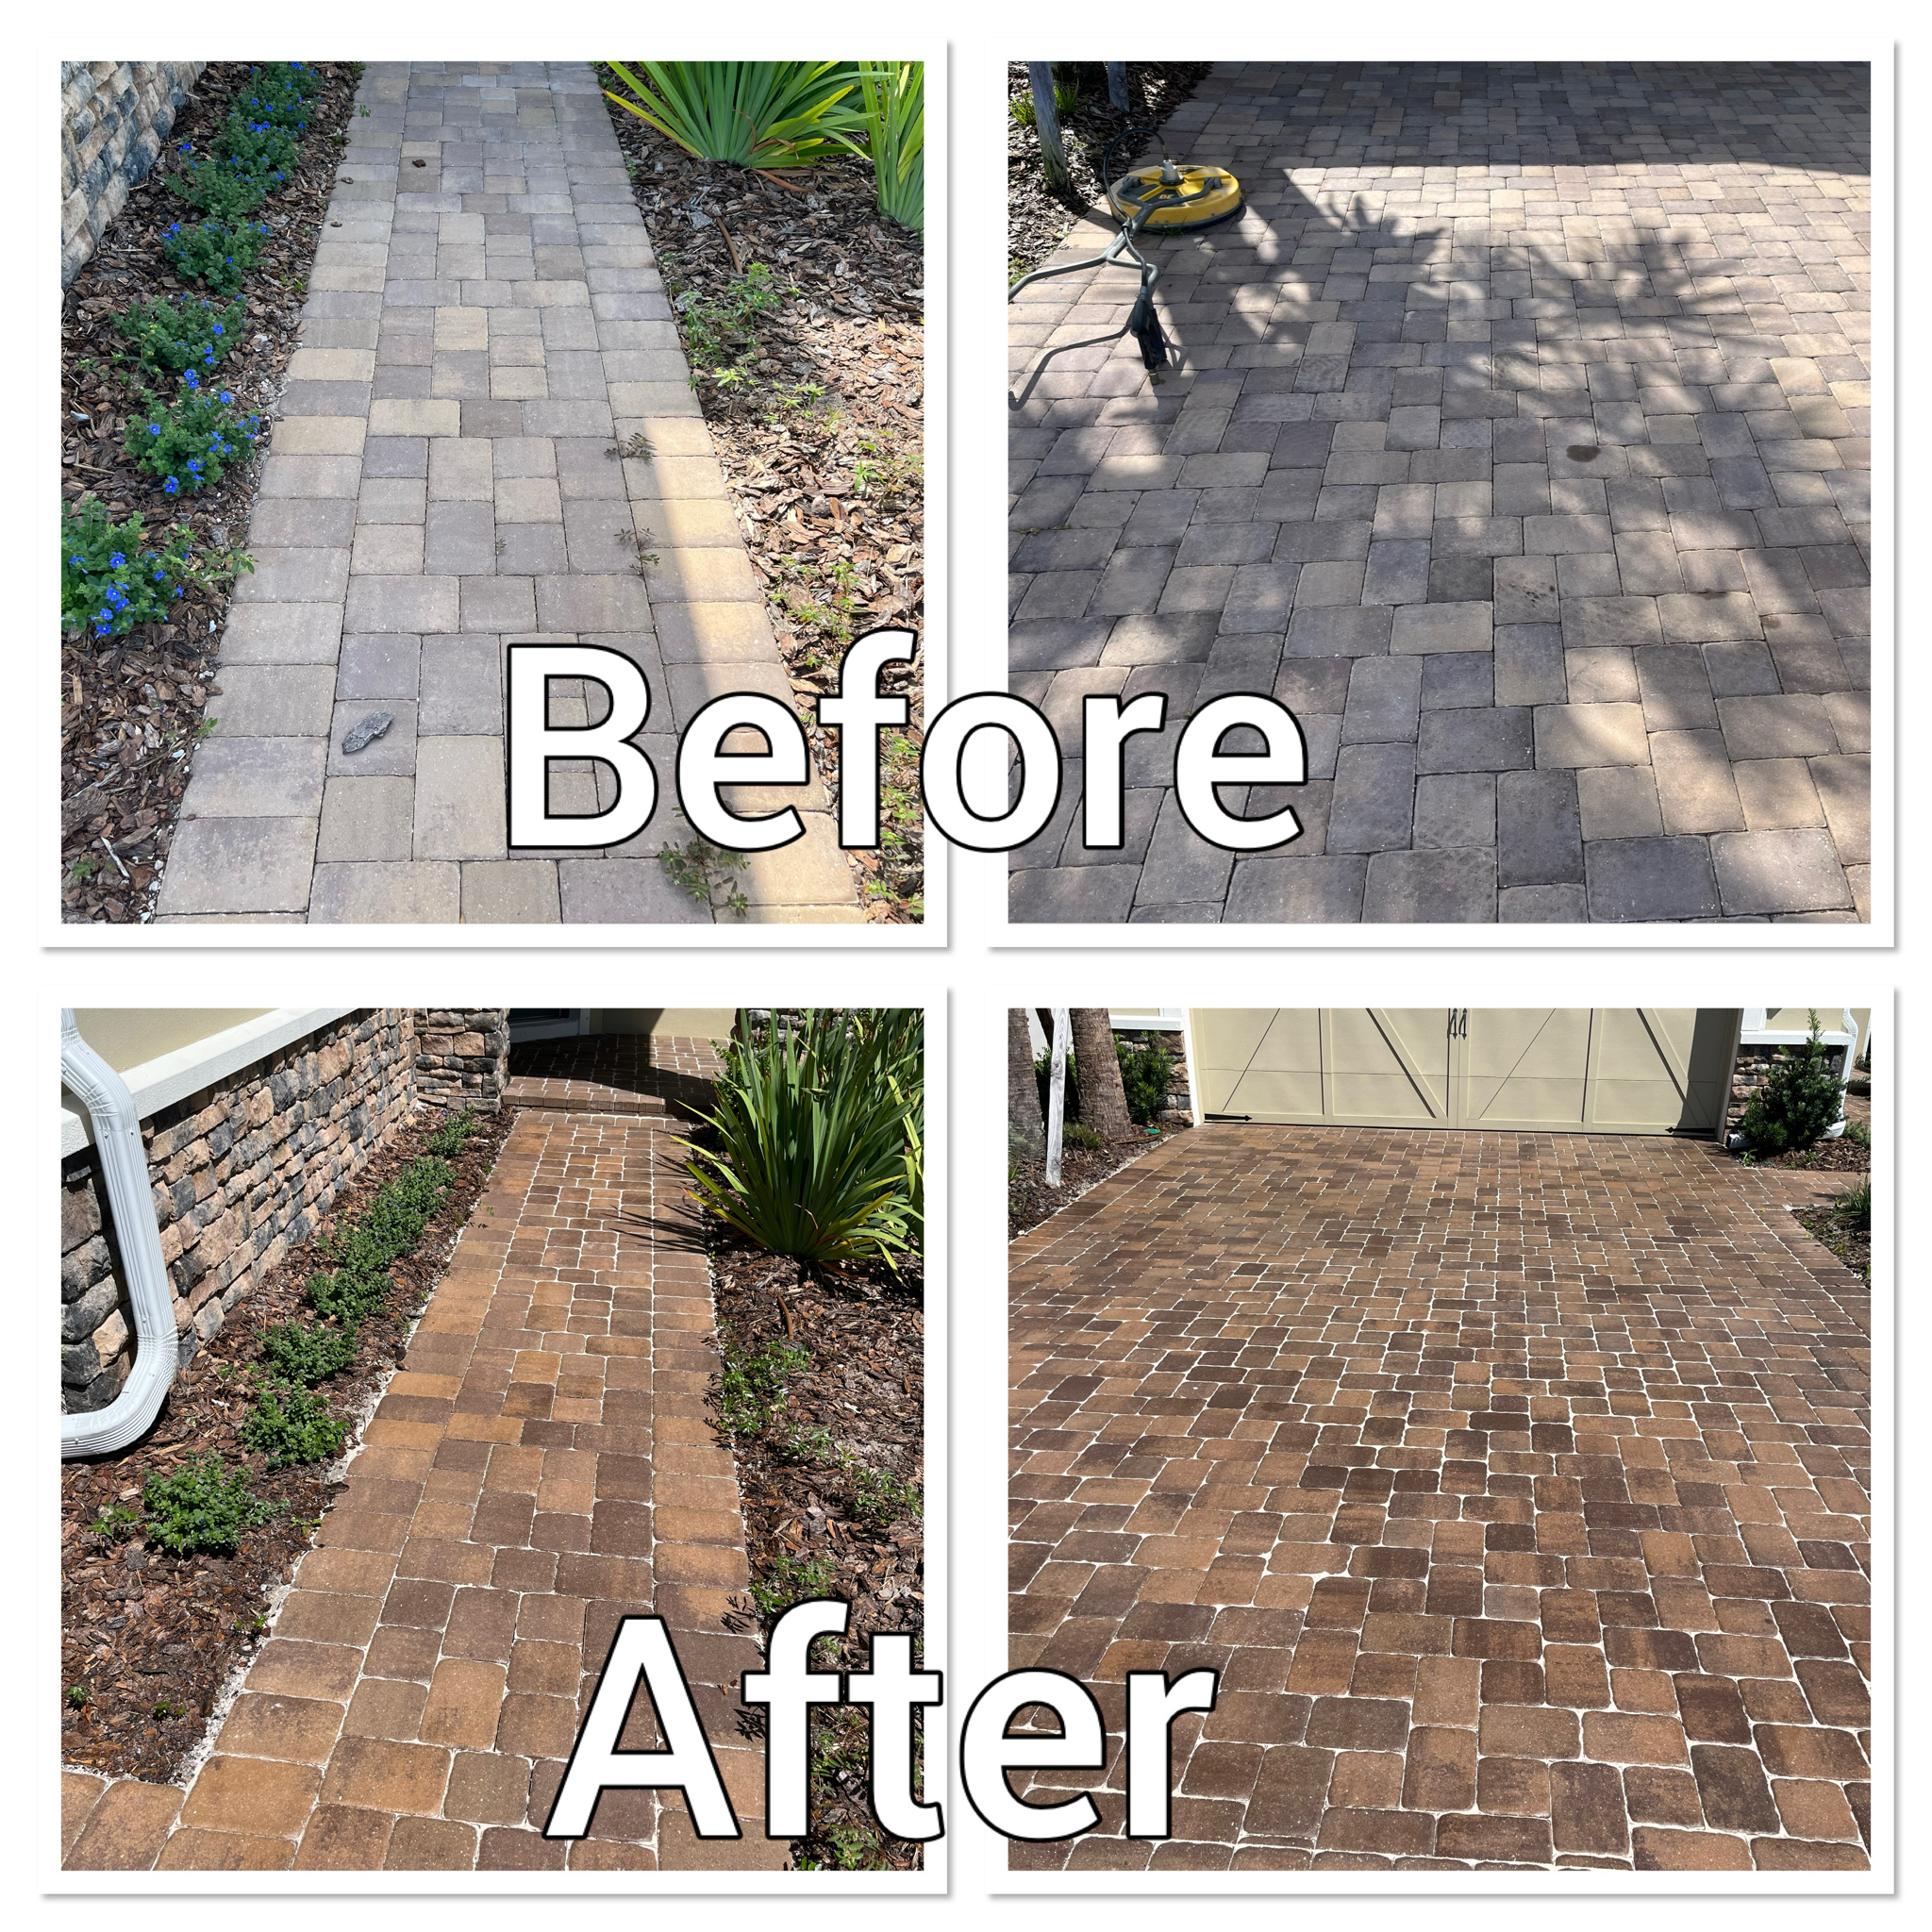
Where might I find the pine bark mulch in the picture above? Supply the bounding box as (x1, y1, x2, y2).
(60, 59, 363, 924)
(1008, 61, 1213, 278)
(704, 1231, 925, 1869)
(1008, 1122, 1189, 1241)
(599, 68, 926, 922)
(59, 1102, 516, 1783)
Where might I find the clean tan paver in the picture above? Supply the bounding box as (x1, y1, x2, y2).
(158, 60, 859, 924)
(65, 1071, 786, 1871)
(1008, 63, 1871, 924)
(1009, 1126, 1871, 1871)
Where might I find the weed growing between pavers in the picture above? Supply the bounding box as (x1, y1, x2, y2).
(599, 66, 925, 921)
(60, 1104, 514, 1782)
(60, 60, 363, 924)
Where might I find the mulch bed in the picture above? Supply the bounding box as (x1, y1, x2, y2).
(1009, 1124, 1188, 1241)
(703, 1232, 924, 1869)
(599, 68, 925, 922)
(1794, 1197, 1872, 1283)
(59, 1102, 516, 1783)
(1008, 61, 1213, 277)
(60, 60, 363, 924)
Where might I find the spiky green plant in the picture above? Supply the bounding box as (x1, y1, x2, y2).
(680, 1008, 921, 1266)
(603, 61, 864, 169)
(842, 62, 923, 230)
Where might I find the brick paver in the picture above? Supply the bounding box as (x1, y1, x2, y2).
(158, 60, 861, 925)
(505, 1032, 720, 1118)
(1008, 1125, 1871, 1870)
(1008, 64, 1871, 924)
(64, 1104, 785, 1870)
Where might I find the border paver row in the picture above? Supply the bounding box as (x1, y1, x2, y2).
(1008, 1126, 1871, 1870)
(64, 1071, 787, 1871)
(158, 60, 859, 924)
(1008, 63, 1871, 924)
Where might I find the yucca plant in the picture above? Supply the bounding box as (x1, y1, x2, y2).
(681, 1008, 920, 1267)
(841, 62, 924, 231)
(603, 61, 864, 170)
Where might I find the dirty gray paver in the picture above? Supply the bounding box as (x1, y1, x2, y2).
(158, 60, 860, 924)
(1008, 1126, 1873, 1871)
(1008, 64, 1872, 924)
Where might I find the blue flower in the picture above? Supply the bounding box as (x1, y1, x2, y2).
(109, 553, 125, 568)
(164, 477, 179, 494)
(96, 609, 110, 625)
(149, 424, 161, 436)
(211, 324, 225, 335)
(219, 391, 233, 404)
(187, 458, 203, 474)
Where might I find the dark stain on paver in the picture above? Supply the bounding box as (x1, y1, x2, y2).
(1008, 1125, 1872, 1870)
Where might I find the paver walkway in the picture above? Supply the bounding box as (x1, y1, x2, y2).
(506, 1033, 719, 1119)
(63, 1099, 788, 1870)
(158, 59, 860, 925)
(1009, 1125, 1872, 1870)
(1008, 64, 1871, 924)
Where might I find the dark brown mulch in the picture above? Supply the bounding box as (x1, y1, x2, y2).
(59, 1103, 516, 1782)
(704, 1231, 924, 1869)
(1793, 1197, 1872, 1283)
(599, 68, 925, 922)
(60, 60, 362, 925)
(1007, 61, 1213, 277)
(1009, 1124, 1188, 1241)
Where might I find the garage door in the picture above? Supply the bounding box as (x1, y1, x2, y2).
(1191, 1008, 1736, 1136)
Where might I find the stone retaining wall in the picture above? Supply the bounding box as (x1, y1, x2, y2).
(61, 62, 206, 287)
(413, 1008, 510, 1113)
(61, 1008, 421, 1413)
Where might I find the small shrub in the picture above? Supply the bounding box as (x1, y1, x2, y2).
(1061, 1122, 1105, 1152)
(1842, 1117, 1871, 1148)
(112, 293, 246, 379)
(848, 1463, 921, 1526)
(1838, 1179, 1872, 1230)
(749, 1551, 838, 1619)
(144, 1454, 280, 1556)
(1115, 1036, 1173, 1126)
(242, 1381, 348, 1469)
(165, 155, 274, 222)
(1740, 1012, 1845, 1156)
(305, 1264, 387, 1326)
(257, 1319, 358, 1388)
(61, 495, 197, 639)
(425, 1108, 482, 1158)
(125, 375, 263, 495)
(160, 218, 273, 295)
(718, 1340, 811, 1436)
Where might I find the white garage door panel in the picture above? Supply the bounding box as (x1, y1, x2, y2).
(1194, 1008, 1737, 1136)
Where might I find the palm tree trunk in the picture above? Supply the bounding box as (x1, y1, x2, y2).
(1009, 1008, 1044, 1160)
(1071, 1008, 1135, 1141)
(1027, 62, 1073, 197)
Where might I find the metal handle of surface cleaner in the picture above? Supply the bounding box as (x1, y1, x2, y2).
(1006, 167, 1222, 411)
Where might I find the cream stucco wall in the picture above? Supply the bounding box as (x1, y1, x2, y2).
(71, 1008, 275, 1074)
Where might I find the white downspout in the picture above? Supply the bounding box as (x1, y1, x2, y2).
(61, 1009, 180, 1458)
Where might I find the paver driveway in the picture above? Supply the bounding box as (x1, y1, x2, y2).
(1009, 1125, 1873, 1870)
(1008, 64, 1872, 924)
(156, 60, 859, 925)
(65, 1073, 789, 1871)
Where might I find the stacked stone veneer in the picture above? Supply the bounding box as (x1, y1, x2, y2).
(413, 1008, 510, 1112)
(1724, 1040, 1853, 1140)
(61, 1007, 513, 1416)
(61, 62, 206, 287)
(1112, 1025, 1194, 1124)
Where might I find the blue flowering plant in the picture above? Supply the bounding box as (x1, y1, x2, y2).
(125, 378, 263, 493)
(60, 497, 199, 640)
(111, 293, 246, 379)
(164, 152, 274, 222)
(160, 218, 272, 295)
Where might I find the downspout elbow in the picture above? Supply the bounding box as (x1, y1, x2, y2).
(60, 1010, 180, 1458)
